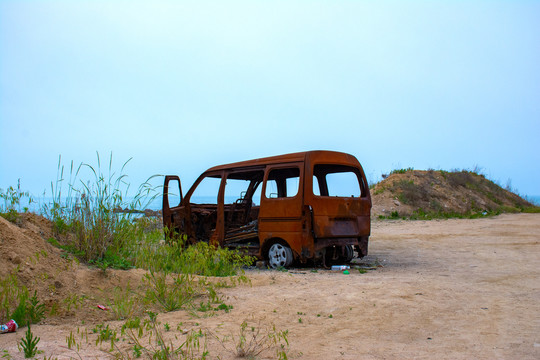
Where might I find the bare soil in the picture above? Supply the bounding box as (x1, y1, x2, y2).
(1, 213, 539, 359)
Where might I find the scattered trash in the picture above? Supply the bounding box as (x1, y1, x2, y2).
(97, 305, 109, 311)
(331, 265, 350, 271)
(343, 270, 350, 275)
(0, 319, 18, 333)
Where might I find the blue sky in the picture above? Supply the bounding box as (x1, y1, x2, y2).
(1, 0, 539, 200)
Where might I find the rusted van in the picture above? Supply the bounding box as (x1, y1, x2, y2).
(163, 151, 371, 268)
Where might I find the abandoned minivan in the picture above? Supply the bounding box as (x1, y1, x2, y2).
(163, 151, 371, 268)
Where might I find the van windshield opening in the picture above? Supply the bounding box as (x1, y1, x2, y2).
(313, 164, 364, 197)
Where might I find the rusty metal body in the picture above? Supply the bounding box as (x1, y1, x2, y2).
(163, 151, 371, 266)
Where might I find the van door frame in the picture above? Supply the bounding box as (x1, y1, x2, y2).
(258, 162, 305, 258)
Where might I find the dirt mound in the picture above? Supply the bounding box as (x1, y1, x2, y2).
(0, 214, 146, 326)
(371, 169, 535, 218)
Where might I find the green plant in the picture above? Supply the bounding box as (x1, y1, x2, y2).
(119, 311, 209, 359)
(217, 320, 289, 359)
(216, 303, 233, 312)
(66, 330, 76, 350)
(143, 270, 197, 312)
(0, 179, 34, 223)
(108, 285, 139, 320)
(133, 344, 142, 358)
(26, 291, 45, 324)
(93, 323, 118, 351)
(42, 153, 160, 264)
(19, 325, 40, 358)
(1, 275, 45, 326)
(390, 167, 414, 175)
(63, 293, 84, 312)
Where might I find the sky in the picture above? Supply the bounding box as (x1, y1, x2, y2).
(1, 0, 539, 202)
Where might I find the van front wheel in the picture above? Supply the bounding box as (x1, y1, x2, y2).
(268, 243, 293, 268)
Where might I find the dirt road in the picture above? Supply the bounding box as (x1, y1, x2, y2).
(1, 213, 539, 359)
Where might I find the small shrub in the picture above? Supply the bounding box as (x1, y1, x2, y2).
(0, 180, 34, 223)
(19, 325, 40, 358)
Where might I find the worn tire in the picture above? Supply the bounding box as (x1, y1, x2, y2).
(268, 243, 294, 268)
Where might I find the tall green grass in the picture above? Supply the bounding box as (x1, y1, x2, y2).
(42, 153, 160, 265)
(37, 153, 253, 276)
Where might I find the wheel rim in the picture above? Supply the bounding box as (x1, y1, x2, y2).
(268, 243, 292, 268)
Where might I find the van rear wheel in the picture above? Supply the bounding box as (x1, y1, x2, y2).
(268, 243, 293, 268)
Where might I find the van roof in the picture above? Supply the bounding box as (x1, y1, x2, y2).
(206, 150, 360, 172)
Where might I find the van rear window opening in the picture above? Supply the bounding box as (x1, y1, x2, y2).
(313, 164, 365, 197)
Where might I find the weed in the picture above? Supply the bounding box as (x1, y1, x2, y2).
(18, 325, 40, 358)
(390, 167, 414, 175)
(66, 330, 77, 350)
(42, 153, 160, 264)
(216, 303, 233, 312)
(143, 270, 197, 312)
(63, 293, 84, 312)
(133, 344, 142, 358)
(26, 291, 45, 324)
(0, 275, 45, 325)
(121, 316, 142, 337)
(120, 311, 209, 359)
(93, 323, 117, 349)
(108, 285, 139, 320)
(216, 320, 289, 359)
(0, 180, 34, 223)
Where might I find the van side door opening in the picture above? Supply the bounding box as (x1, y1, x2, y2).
(186, 174, 222, 243)
(223, 170, 264, 251)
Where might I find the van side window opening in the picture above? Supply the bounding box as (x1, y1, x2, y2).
(265, 167, 300, 198)
(313, 164, 364, 197)
(190, 175, 221, 204)
(167, 178, 182, 207)
(224, 171, 264, 206)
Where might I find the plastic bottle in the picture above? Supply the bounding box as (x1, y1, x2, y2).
(331, 265, 350, 271)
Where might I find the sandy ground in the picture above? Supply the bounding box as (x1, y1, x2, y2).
(1, 213, 539, 359)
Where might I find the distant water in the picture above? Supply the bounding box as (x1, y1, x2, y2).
(23, 195, 232, 214)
